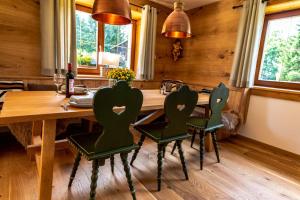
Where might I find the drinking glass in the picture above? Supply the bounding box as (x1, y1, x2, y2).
(53, 73, 64, 94)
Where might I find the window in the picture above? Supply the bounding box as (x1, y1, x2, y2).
(75, 5, 137, 75)
(76, 8, 98, 68)
(255, 9, 300, 90)
(104, 24, 133, 68)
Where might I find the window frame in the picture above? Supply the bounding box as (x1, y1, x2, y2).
(254, 9, 300, 90)
(76, 4, 137, 75)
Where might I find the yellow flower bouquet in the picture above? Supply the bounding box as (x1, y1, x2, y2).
(107, 68, 135, 84)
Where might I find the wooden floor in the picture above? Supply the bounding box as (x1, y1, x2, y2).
(1, 133, 300, 200)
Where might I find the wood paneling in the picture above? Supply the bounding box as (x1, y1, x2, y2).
(0, 0, 172, 81)
(251, 87, 300, 102)
(161, 0, 241, 88)
(0, 0, 41, 76)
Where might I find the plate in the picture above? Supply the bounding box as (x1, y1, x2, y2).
(69, 101, 93, 108)
(58, 90, 88, 95)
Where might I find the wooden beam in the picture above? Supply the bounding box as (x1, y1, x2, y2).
(35, 153, 41, 176)
(38, 119, 56, 200)
(27, 139, 70, 156)
(266, 1, 300, 14)
(251, 87, 300, 102)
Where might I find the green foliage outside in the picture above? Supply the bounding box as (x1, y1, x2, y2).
(260, 24, 300, 83)
(75, 11, 131, 68)
(76, 11, 97, 66)
(104, 24, 131, 68)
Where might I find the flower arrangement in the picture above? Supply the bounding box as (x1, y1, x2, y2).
(107, 68, 135, 83)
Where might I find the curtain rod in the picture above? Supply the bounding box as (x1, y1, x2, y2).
(232, 0, 269, 9)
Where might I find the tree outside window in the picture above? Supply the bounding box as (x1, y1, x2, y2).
(257, 12, 300, 87)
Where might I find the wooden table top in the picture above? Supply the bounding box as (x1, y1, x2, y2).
(0, 90, 209, 124)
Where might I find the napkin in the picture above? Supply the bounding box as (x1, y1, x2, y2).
(60, 85, 87, 94)
(69, 92, 94, 105)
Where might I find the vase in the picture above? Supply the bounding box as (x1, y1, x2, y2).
(108, 79, 132, 87)
(108, 79, 117, 87)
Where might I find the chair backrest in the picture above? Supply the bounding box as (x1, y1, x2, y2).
(93, 81, 143, 153)
(162, 85, 198, 139)
(207, 83, 229, 128)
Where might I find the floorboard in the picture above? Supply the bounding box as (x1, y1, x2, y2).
(1, 134, 300, 200)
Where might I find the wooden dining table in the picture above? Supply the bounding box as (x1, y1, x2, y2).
(0, 89, 209, 200)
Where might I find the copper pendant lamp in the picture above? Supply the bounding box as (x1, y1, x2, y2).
(162, 0, 191, 38)
(92, 0, 132, 25)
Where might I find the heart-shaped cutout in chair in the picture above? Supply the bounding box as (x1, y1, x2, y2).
(112, 106, 126, 115)
(177, 104, 186, 111)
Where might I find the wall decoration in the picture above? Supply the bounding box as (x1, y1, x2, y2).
(172, 39, 183, 61)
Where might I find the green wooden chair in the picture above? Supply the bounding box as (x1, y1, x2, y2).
(172, 83, 229, 170)
(67, 81, 143, 200)
(130, 85, 198, 191)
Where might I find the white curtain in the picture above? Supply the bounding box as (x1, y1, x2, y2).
(230, 0, 267, 88)
(137, 5, 157, 80)
(40, 0, 77, 76)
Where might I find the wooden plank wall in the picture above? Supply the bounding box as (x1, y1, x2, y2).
(0, 0, 41, 76)
(161, 0, 241, 88)
(0, 0, 172, 82)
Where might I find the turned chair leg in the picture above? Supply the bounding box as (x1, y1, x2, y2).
(89, 159, 100, 200)
(68, 153, 81, 188)
(200, 132, 205, 170)
(157, 144, 164, 191)
(171, 141, 177, 155)
(212, 131, 220, 163)
(163, 145, 166, 158)
(110, 155, 115, 173)
(190, 129, 196, 148)
(121, 153, 136, 200)
(130, 135, 146, 166)
(176, 140, 189, 180)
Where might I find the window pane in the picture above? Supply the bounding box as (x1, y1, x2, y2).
(259, 15, 300, 83)
(104, 24, 132, 68)
(76, 10, 98, 68)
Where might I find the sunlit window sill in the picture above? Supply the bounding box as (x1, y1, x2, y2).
(250, 86, 300, 102)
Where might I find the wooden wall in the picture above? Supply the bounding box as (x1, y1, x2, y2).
(161, 0, 241, 88)
(0, 0, 172, 83)
(0, 0, 41, 76)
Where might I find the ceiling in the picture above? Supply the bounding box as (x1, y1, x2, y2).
(150, 0, 221, 10)
(76, 0, 220, 11)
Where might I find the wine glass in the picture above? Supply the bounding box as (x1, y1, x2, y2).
(53, 73, 64, 95)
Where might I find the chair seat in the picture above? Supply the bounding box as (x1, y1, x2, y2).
(69, 133, 138, 161)
(187, 117, 224, 132)
(135, 122, 191, 143)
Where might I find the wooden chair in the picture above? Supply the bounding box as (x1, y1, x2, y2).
(67, 81, 143, 200)
(172, 83, 229, 170)
(130, 85, 198, 191)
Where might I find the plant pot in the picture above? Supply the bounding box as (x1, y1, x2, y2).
(108, 79, 117, 87)
(108, 79, 132, 87)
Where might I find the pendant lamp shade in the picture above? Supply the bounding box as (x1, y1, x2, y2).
(162, 1, 191, 38)
(92, 0, 132, 25)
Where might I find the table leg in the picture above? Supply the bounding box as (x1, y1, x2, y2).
(28, 121, 43, 161)
(38, 119, 56, 200)
(204, 105, 213, 152)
